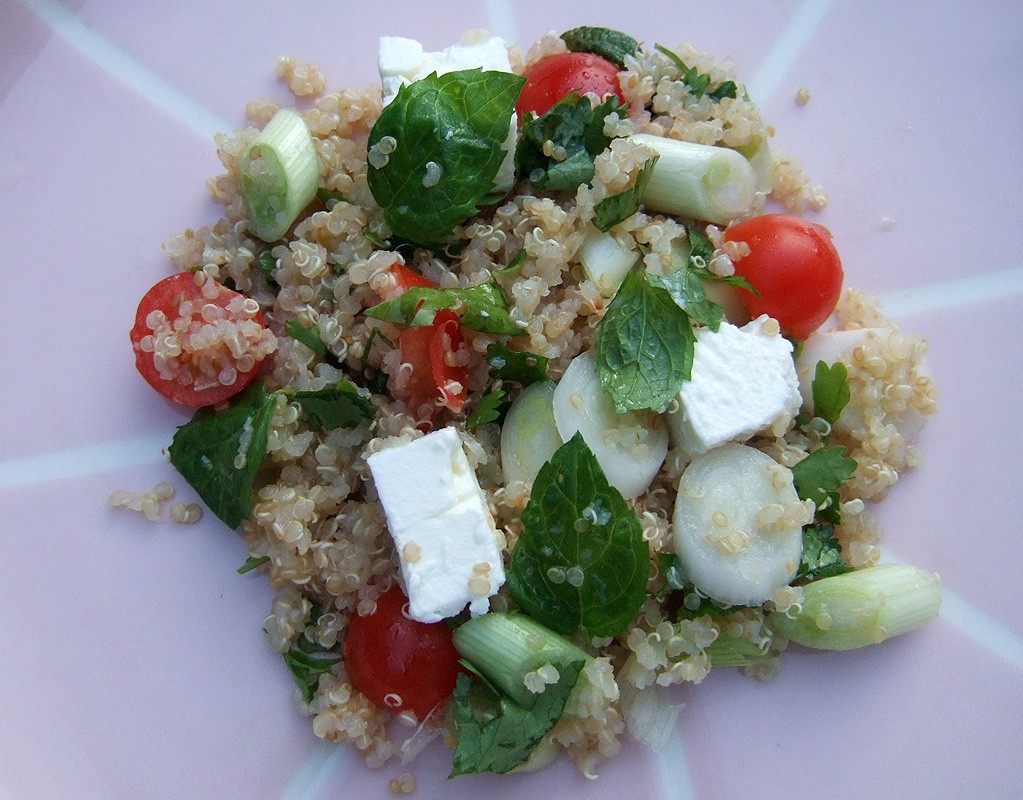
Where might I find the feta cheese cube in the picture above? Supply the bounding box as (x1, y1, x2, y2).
(367, 427, 506, 622)
(668, 315, 802, 456)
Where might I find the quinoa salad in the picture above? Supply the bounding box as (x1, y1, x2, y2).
(121, 26, 940, 784)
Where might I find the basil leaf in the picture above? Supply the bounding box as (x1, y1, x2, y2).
(450, 660, 584, 777)
(561, 26, 639, 68)
(365, 282, 522, 336)
(595, 269, 696, 412)
(791, 445, 858, 515)
(516, 93, 621, 192)
(797, 524, 853, 582)
(485, 342, 549, 387)
(592, 155, 658, 232)
(508, 433, 649, 637)
(811, 360, 852, 425)
(367, 69, 525, 247)
(168, 382, 275, 529)
(649, 263, 724, 331)
(292, 380, 375, 430)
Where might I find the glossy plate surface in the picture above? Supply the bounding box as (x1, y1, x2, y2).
(2, 1, 1021, 797)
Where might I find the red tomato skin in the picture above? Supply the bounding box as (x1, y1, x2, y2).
(130, 272, 267, 407)
(343, 585, 461, 721)
(515, 52, 624, 119)
(723, 214, 844, 340)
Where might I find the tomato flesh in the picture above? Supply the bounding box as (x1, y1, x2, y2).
(343, 585, 461, 721)
(723, 214, 844, 340)
(515, 52, 625, 119)
(130, 272, 274, 407)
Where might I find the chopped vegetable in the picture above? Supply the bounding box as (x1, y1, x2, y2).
(290, 381, 375, 430)
(797, 523, 853, 582)
(239, 107, 320, 242)
(577, 229, 639, 297)
(769, 564, 941, 650)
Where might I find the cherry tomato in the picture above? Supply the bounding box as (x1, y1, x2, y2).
(343, 585, 461, 721)
(723, 214, 844, 340)
(515, 52, 625, 119)
(130, 272, 274, 407)
(377, 264, 468, 416)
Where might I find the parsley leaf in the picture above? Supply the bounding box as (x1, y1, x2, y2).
(168, 382, 276, 529)
(592, 155, 658, 232)
(655, 44, 738, 102)
(257, 250, 279, 290)
(507, 433, 649, 637)
(367, 69, 525, 247)
(791, 445, 858, 520)
(594, 269, 696, 412)
(485, 342, 549, 386)
(283, 605, 342, 703)
(292, 380, 375, 430)
(811, 360, 852, 425)
(516, 93, 621, 192)
(365, 282, 522, 336)
(450, 660, 584, 777)
(797, 524, 853, 582)
(465, 385, 506, 430)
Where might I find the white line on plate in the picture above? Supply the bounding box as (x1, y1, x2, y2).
(17, 0, 231, 140)
(880, 266, 1023, 318)
(656, 735, 698, 800)
(484, 0, 519, 45)
(281, 740, 351, 800)
(745, 0, 835, 105)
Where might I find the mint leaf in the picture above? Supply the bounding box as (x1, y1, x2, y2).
(649, 263, 724, 331)
(594, 269, 696, 412)
(508, 433, 649, 637)
(367, 69, 525, 247)
(450, 660, 584, 777)
(168, 382, 276, 529)
(516, 93, 621, 192)
(797, 524, 853, 582)
(561, 26, 639, 68)
(592, 155, 658, 232)
(791, 445, 857, 519)
(811, 360, 851, 425)
(292, 380, 375, 430)
(365, 282, 522, 336)
(485, 342, 548, 386)
(655, 44, 737, 102)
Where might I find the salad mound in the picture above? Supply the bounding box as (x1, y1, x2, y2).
(130, 27, 939, 780)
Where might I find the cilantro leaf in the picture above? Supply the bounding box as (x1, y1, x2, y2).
(592, 155, 658, 232)
(649, 263, 724, 331)
(365, 282, 522, 336)
(594, 269, 696, 412)
(797, 524, 853, 582)
(292, 380, 375, 430)
(516, 93, 621, 192)
(485, 342, 549, 387)
(811, 360, 852, 425)
(168, 382, 276, 529)
(367, 69, 525, 247)
(791, 445, 857, 516)
(655, 44, 738, 102)
(450, 660, 584, 777)
(561, 26, 639, 68)
(507, 433, 649, 637)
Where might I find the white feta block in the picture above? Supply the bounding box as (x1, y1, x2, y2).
(367, 427, 506, 623)
(668, 315, 802, 456)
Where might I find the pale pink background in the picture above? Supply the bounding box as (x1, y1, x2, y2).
(2, 1, 1021, 798)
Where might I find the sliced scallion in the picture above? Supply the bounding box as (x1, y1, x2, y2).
(240, 108, 319, 242)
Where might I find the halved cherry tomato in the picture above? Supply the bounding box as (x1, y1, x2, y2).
(723, 214, 844, 340)
(378, 264, 468, 416)
(515, 52, 625, 119)
(130, 272, 275, 407)
(343, 585, 461, 721)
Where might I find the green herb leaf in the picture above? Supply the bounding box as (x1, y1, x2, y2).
(791, 445, 857, 517)
(797, 523, 853, 582)
(592, 155, 658, 232)
(649, 263, 724, 331)
(561, 26, 639, 68)
(594, 269, 696, 412)
(237, 555, 270, 575)
(450, 660, 584, 777)
(516, 93, 621, 192)
(292, 380, 375, 430)
(496, 249, 527, 276)
(465, 385, 506, 430)
(365, 281, 522, 336)
(485, 342, 549, 387)
(655, 44, 738, 102)
(367, 69, 525, 247)
(168, 382, 276, 529)
(316, 187, 347, 209)
(507, 433, 649, 637)
(811, 360, 852, 425)
(285, 320, 328, 359)
(258, 250, 279, 290)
